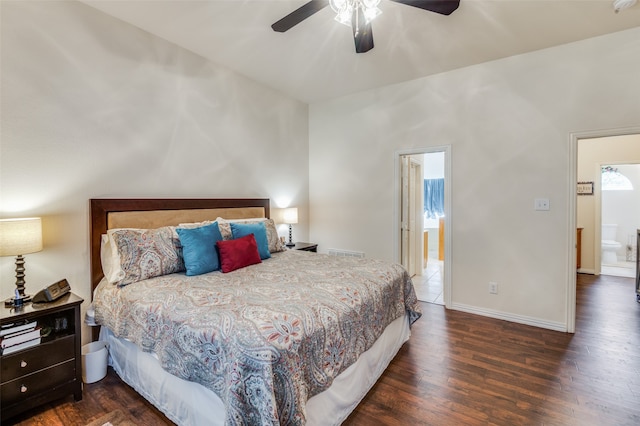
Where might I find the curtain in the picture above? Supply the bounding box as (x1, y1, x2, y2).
(424, 178, 444, 219)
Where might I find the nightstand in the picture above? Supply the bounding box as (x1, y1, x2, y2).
(291, 242, 318, 252)
(1, 292, 83, 422)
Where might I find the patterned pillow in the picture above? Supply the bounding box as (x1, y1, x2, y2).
(177, 220, 214, 229)
(104, 226, 184, 286)
(216, 217, 285, 253)
(216, 234, 262, 273)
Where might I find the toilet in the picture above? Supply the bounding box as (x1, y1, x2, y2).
(602, 224, 622, 265)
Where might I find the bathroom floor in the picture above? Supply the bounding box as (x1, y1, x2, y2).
(601, 260, 636, 278)
(412, 259, 443, 305)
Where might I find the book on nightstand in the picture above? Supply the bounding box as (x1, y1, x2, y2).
(0, 319, 37, 337)
(0, 321, 41, 355)
(1, 336, 41, 355)
(1, 327, 41, 349)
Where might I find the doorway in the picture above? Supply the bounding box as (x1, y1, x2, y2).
(569, 129, 640, 333)
(600, 163, 639, 278)
(396, 146, 451, 307)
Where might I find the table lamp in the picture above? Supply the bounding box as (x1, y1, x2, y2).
(282, 208, 298, 248)
(0, 217, 43, 306)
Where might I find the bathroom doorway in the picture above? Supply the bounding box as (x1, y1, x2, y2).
(576, 135, 640, 277)
(396, 146, 451, 307)
(600, 163, 639, 278)
(420, 151, 445, 304)
(570, 129, 640, 333)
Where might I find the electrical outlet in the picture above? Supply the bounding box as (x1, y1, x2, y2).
(489, 282, 498, 294)
(534, 198, 550, 211)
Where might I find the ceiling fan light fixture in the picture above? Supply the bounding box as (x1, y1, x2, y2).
(330, 0, 382, 26)
(334, 8, 352, 25)
(271, 0, 460, 54)
(363, 6, 382, 23)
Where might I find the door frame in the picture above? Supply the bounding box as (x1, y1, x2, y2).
(394, 145, 452, 308)
(400, 156, 424, 276)
(568, 126, 640, 333)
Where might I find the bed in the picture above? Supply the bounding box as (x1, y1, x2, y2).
(89, 198, 421, 425)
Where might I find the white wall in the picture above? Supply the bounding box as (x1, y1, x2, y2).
(0, 1, 309, 342)
(309, 27, 640, 330)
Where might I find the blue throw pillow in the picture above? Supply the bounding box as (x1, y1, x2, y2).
(176, 222, 223, 275)
(230, 222, 271, 260)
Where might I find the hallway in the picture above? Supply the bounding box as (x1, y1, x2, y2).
(413, 259, 443, 305)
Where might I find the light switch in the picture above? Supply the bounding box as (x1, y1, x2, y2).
(534, 198, 550, 211)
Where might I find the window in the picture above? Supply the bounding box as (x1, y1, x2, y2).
(602, 166, 633, 191)
(423, 178, 444, 219)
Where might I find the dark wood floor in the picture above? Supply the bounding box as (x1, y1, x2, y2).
(6, 273, 640, 425)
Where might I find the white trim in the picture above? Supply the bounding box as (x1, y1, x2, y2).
(393, 145, 452, 309)
(451, 303, 567, 332)
(443, 147, 452, 308)
(568, 126, 640, 334)
(594, 162, 603, 276)
(568, 134, 578, 333)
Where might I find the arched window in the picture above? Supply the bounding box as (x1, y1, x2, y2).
(602, 166, 633, 191)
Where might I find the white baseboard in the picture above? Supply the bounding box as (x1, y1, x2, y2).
(450, 303, 568, 332)
(577, 268, 595, 274)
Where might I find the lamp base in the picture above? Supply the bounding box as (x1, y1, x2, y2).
(286, 242, 296, 248)
(4, 295, 31, 307)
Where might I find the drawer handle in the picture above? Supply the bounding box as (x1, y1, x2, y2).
(21, 384, 28, 393)
(20, 360, 27, 368)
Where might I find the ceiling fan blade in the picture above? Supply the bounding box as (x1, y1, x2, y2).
(271, 0, 329, 32)
(352, 7, 374, 53)
(390, 0, 460, 15)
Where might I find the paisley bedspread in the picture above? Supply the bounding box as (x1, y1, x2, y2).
(93, 250, 422, 425)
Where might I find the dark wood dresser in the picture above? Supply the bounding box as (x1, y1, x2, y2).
(1, 292, 83, 422)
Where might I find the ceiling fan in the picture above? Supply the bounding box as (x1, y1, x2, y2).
(271, 0, 460, 54)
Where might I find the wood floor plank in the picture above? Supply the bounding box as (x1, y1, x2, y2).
(4, 273, 640, 425)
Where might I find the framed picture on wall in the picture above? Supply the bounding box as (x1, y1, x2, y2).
(577, 181, 594, 195)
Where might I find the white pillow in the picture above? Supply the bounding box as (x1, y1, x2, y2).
(100, 233, 125, 285)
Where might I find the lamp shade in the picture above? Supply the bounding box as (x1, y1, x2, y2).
(0, 217, 43, 256)
(282, 208, 298, 224)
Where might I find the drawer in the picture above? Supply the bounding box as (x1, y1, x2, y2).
(1, 335, 75, 383)
(1, 359, 76, 407)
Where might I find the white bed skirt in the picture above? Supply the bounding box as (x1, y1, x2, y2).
(99, 313, 410, 426)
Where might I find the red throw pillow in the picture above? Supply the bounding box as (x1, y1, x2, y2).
(216, 234, 262, 273)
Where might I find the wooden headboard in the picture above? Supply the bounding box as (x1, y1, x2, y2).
(89, 198, 270, 294)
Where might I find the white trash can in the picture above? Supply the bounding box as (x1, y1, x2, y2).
(81, 341, 108, 383)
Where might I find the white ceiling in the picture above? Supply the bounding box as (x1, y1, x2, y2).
(82, 0, 640, 103)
